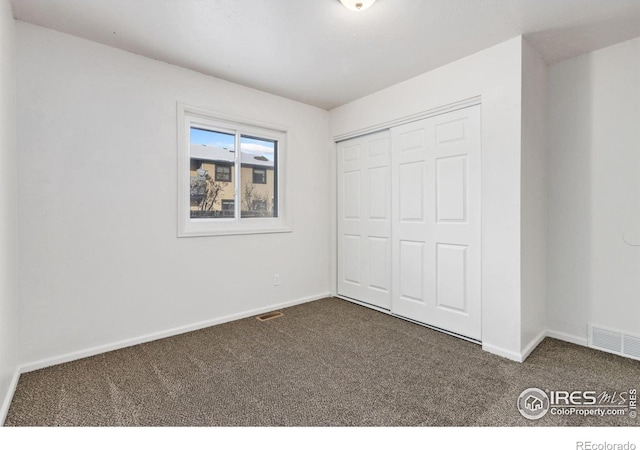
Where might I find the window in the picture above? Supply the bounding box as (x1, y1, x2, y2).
(178, 104, 290, 237)
(221, 199, 235, 217)
(252, 168, 267, 184)
(215, 165, 232, 182)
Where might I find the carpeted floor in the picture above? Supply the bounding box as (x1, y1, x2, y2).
(5, 297, 640, 426)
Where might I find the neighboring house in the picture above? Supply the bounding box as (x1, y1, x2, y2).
(189, 143, 275, 218)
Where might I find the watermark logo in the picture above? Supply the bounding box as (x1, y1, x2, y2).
(518, 387, 637, 420)
(576, 442, 636, 450)
(517, 387, 550, 420)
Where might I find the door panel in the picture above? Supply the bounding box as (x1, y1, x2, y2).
(436, 243, 467, 312)
(399, 240, 425, 303)
(337, 131, 392, 309)
(343, 171, 361, 219)
(392, 105, 481, 340)
(368, 237, 389, 292)
(435, 117, 466, 144)
(399, 128, 425, 151)
(399, 162, 425, 222)
(368, 167, 388, 219)
(436, 156, 467, 222)
(343, 235, 361, 285)
(343, 144, 360, 163)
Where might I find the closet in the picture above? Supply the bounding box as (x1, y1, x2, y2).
(337, 104, 481, 341)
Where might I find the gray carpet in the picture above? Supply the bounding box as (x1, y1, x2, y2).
(5, 297, 640, 426)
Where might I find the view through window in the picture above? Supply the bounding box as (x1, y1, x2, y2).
(188, 129, 277, 220)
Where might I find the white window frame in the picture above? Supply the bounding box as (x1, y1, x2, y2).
(177, 103, 292, 237)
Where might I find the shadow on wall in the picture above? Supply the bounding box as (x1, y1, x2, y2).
(546, 55, 592, 341)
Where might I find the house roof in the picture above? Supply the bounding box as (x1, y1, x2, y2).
(190, 144, 274, 168)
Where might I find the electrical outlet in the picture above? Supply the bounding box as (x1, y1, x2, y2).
(273, 274, 280, 286)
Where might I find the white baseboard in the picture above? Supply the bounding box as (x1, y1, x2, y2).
(546, 329, 588, 347)
(485, 329, 588, 363)
(1, 367, 21, 426)
(521, 330, 547, 361)
(20, 292, 331, 374)
(485, 329, 589, 364)
(482, 342, 524, 362)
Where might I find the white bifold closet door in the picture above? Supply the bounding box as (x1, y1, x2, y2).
(337, 130, 392, 310)
(391, 105, 481, 340)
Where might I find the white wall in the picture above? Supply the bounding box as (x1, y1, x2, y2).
(16, 23, 332, 366)
(520, 38, 547, 355)
(547, 37, 640, 343)
(0, 0, 19, 422)
(330, 37, 525, 360)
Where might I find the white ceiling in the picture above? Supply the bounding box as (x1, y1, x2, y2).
(10, 0, 640, 110)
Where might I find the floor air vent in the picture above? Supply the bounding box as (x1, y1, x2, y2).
(589, 324, 640, 361)
(257, 311, 284, 322)
(623, 334, 640, 359)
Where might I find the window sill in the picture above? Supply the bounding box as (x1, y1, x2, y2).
(178, 220, 292, 238)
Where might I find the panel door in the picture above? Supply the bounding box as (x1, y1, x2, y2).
(337, 131, 392, 309)
(391, 105, 481, 340)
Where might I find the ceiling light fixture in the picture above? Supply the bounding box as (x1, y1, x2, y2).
(340, 0, 376, 12)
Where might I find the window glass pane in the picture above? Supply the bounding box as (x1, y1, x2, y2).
(240, 135, 277, 218)
(190, 127, 235, 219)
